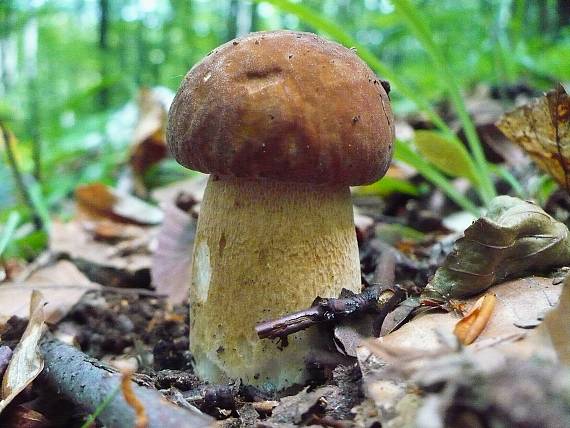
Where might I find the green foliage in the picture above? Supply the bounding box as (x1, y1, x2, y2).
(79, 384, 121, 428)
(1, 0, 569, 259)
(355, 177, 422, 198)
(395, 140, 480, 215)
(0, 211, 20, 258)
(413, 130, 480, 187)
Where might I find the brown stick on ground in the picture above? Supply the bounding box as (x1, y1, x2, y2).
(39, 336, 213, 428)
(256, 248, 404, 340)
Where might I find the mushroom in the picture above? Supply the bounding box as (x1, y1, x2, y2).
(167, 30, 394, 389)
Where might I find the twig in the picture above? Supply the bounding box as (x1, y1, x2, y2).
(0, 121, 43, 230)
(256, 249, 405, 340)
(39, 335, 213, 428)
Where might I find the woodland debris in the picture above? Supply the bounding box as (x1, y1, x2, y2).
(542, 274, 570, 364)
(151, 203, 196, 304)
(0, 260, 99, 324)
(50, 220, 153, 287)
(121, 369, 149, 428)
(497, 84, 570, 190)
(453, 293, 496, 345)
(256, 249, 404, 341)
(422, 195, 570, 302)
(378, 276, 560, 359)
(75, 183, 163, 225)
(0, 291, 45, 414)
(38, 335, 213, 428)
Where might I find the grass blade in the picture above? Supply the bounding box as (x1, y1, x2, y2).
(392, 0, 496, 203)
(0, 211, 20, 258)
(395, 140, 480, 215)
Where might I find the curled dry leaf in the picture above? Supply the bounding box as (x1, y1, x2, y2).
(151, 203, 195, 304)
(542, 274, 570, 365)
(375, 277, 560, 361)
(497, 84, 570, 190)
(50, 220, 153, 287)
(75, 183, 163, 225)
(130, 88, 170, 177)
(121, 369, 149, 428)
(423, 195, 570, 301)
(453, 294, 496, 345)
(0, 291, 45, 414)
(0, 260, 99, 324)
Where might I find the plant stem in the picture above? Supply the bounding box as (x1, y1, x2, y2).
(393, 0, 496, 204)
(0, 211, 20, 258)
(0, 121, 44, 230)
(395, 140, 481, 216)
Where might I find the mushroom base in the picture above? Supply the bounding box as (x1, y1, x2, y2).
(190, 176, 361, 390)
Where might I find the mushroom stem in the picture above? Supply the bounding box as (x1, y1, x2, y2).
(190, 176, 361, 389)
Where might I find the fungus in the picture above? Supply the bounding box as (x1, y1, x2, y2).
(167, 30, 394, 389)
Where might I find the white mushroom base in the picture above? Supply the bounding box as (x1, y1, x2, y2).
(190, 176, 361, 390)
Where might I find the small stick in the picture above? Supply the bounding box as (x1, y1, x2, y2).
(39, 335, 213, 428)
(256, 249, 404, 340)
(0, 121, 44, 231)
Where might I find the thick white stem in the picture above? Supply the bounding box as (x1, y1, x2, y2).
(190, 176, 360, 389)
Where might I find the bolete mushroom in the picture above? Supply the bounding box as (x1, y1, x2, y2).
(167, 30, 394, 389)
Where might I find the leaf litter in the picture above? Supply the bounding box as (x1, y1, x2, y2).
(4, 86, 570, 427)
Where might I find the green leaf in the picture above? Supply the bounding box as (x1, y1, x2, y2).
(413, 130, 479, 186)
(395, 140, 480, 216)
(0, 211, 20, 258)
(354, 176, 420, 197)
(422, 196, 570, 301)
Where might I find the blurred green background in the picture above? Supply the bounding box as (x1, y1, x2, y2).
(1, 0, 569, 257)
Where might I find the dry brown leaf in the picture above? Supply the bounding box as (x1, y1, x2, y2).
(0, 291, 45, 414)
(542, 275, 570, 364)
(75, 183, 163, 225)
(130, 88, 171, 176)
(0, 406, 51, 428)
(377, 276, 560, 359)
(423, 195, 570, 300)
(50, 220, 153, 287)
(0, 260, 99, 324)
(151, 203, 195, 304)
(453, 294, 496, 345)
(121, 369, 149, 428)
(150, 174, 208, 208)
(497, 84, 570, 189)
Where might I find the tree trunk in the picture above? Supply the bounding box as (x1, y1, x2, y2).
(98, 0, 110, 109)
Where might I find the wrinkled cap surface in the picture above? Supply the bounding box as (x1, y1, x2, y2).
(167, 30, 395, 186)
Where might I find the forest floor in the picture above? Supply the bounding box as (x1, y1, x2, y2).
(1, 83, 570, 427)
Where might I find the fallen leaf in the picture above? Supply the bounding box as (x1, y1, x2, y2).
(380, 296, 421, 336)
(0, 291, 45, 414)
(542, 274, 570, 364)
(379, 276, 560, 360)
(0, 406, 51, 428)
(75, 183, 163, 225)
(50, 220, 153, 288)
(150, 174, 207, 208)
(453, 294, 496, 345)
(121, 369, 148, 428)
(497, 84, 570, 190)
(151, 203, 195, 304)
(130, 88, 169, 177)
(0, 260, 99, 324)
(423, 195, 570, 301)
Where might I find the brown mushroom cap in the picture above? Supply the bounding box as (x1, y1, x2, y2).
(167, 30, 394, 186)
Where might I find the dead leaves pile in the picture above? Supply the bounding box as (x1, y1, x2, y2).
(497, 84, 570, 190)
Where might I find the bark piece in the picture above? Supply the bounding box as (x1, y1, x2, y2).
(38, 336, 213, 428)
